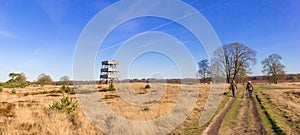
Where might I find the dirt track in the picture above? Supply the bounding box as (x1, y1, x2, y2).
(233, 92, 267, 134)
(205, 90, 267, 135)
(204, 97, 235, 135)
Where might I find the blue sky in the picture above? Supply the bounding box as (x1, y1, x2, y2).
(0, 0, 299, 81)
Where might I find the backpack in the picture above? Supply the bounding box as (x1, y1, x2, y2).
(247, 84, 253, 90)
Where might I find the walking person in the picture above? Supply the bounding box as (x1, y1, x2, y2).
(230, 80, 238, 97)
(246, 81, 254, 98)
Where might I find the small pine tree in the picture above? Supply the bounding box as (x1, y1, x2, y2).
(49, 94, 78, 114)
(60, 85, 73, 93)
(145, 84, 151, 89)
(42, 90, 49, 94)
(108, 82, 116, 91)
(11, 89, 16, 94)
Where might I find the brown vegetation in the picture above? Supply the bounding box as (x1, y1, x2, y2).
(0, 83, 214, 134)
(0, 85, 102, 134)
(1, 83, 299, 134)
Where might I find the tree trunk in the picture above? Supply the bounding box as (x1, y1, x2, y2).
(232, 76, 236, 83)
(226, 74, 230, 83)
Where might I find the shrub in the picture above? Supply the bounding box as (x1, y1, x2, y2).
(292, 76, 298, 83)
(32, 83, 38, 87)
(145, 84, 151, 89)
(49, 95, 78, 114)
(50, 90, 58, 93)
(60, 85, 73, 93)
(108, 82, 116, 91)
(2, 82, 30, 88)
(65, 87, 72, 93)
(0, 87, 3, 92)
(42, 90, 49, 94)
(67, 87, 73, 93)
(60, 85, 66, 90)
(11, 89, 16, 94)
(18, 82, 30, 88)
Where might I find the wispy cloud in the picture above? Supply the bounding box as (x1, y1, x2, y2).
(96, 0, 218, 53)
(0, 30, 16, 39)
(99, 11, 197, 52)
(35, 0, 68, 25)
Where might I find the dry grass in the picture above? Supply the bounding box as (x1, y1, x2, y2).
(99, 83, 181, 121)
(255, 82, 300, 134)
(169, 84, 212, 134)
(262, 89, 300, 133)
(0, 83, 222, 134)
(3, 83, 299, 134)
(260, 82, 300, 89)
(0, 85, 102, 135)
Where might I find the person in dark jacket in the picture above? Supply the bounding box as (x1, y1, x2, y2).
(246, 81, 254, 98)
(230, 80, 238, 97)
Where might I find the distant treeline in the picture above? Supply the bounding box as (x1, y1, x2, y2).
(2, 74, 298, 86)
(58, 74, 299, 85)
(60, 79, 200, 85)
(248, 74, 300, 83)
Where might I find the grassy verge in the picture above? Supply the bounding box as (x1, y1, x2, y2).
(219, 87, 243, 132)
(255, 85, 299, 134)
(177, 89, 231, 134)
(255, 90, 281, 135)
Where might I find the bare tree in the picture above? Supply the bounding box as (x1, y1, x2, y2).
(292, 76, 298, 84)
(198, 59, 210, 83)
(60, 75, 70, 85)
(213, 42, 257, 83)
(236, 64, 251, 84)
(211, 58, 225, 83)
(37, 73, 53, 86)
(261, 54, 285, 84)
(213, 47, 231, 83)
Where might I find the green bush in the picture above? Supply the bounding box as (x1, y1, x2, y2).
(65, 87, 73, 93)
(60, 85, 74, 93)
(145, 84, 151, 89)
(50, 90, 58, 93)
(60, 85, 66, 90)
(11, 89, 16, 94)
(108, 82, 116, 91)
(0, 87, 3, 92)
(49, 95, 78, 114)
(32, 83, 38, 87)
(42, 90, 49, 94)
(2, 82, 30, 88)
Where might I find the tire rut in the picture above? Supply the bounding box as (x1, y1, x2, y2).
(234, 91, 267, 134)
(251, 97, 268, 134)
(204, 97, 236, 135)
(234, 91, 250, 134)
(205, 90, 267, 135)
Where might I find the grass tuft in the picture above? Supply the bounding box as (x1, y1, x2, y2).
(11, 89, 17, 94)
